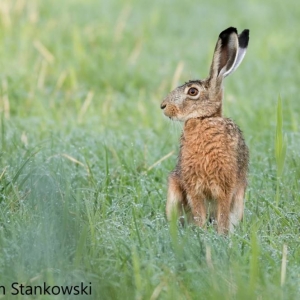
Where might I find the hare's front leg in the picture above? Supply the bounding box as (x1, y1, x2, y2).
(187, 193, 207, 228)
(216, 193, 233, 235)
(166, 173, 190, 224)
(229, 183, 246, 232)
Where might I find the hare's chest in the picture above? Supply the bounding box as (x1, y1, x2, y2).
(179, 126, 231, 195)
(180, 138, 213, 181)
(180, 126, 222, 169)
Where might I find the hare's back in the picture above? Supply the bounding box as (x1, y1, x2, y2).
(206, 117, 248, 173)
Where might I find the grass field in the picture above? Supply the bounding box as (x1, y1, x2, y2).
(0, 0, 300, 299)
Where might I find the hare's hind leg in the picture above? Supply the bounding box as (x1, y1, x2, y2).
(229, 184, 246, 232)
(166, 173, 191, 224)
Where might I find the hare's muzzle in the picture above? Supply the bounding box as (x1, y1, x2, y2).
(160, 101, 179, 119)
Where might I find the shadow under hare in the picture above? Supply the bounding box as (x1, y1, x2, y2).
(160, 27, 250, 234)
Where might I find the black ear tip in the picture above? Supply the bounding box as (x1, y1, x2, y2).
(239, 29, 250, 48)
(219, 27, 237, 39)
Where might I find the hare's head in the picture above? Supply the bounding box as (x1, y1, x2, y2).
(160, 27, 249, 121)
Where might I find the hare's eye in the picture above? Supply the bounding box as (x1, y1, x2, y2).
(187, 87, 199, 96)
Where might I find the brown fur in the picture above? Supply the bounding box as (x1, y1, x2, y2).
(160, 27, 250, 234)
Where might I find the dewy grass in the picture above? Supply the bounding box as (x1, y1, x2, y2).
(0, 0, 300, 299)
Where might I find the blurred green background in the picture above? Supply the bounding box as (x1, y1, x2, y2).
(0, 0, 299, 299)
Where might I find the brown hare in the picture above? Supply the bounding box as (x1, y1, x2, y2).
(160, 27, 249, 234)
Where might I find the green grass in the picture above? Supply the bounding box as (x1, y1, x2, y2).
(0, 0, 300, 299)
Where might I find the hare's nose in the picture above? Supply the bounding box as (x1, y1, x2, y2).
(160, 103, 166, 109)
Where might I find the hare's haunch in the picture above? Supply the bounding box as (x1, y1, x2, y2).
(160, 27, 250, 234)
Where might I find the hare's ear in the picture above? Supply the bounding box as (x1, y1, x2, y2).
(209, 27, 249, 82)
(228, 29, 250, 75)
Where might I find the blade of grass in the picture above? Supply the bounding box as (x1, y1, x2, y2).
(275, 96, 287, 206)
